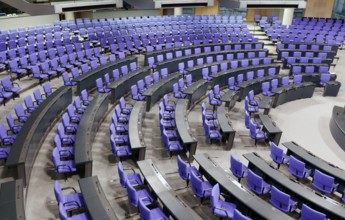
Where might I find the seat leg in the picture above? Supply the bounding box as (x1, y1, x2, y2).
(277, 164, 281, 169)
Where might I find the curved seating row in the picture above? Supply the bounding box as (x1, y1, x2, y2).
(283, 141, 345, 193)
(6, 86, 72, 187)
(330, 106, 345, 154)
(277, 43, 338, 52)
(277, 49, 336, 60)
(75, 93, 109, 177)
(283, 57, 333, 69)
(271, 82, 316, 108)
(216, 104, 236, 150)
(194, 153, 293, 219)
(244, 152, 345, 219)
(137, 159, 202, 220)
(183, 79, 209, 110)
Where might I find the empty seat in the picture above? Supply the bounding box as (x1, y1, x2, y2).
(190, 171, 213, 203)
(126, 179, 154, 207)
(138, 197, 168, 220)
(177, 155, 201, 186)
(288, 155, 312, 179)
(210, 184, 236, 219)
(312, 169, 338, 194)
(247, 169, 271, 195)
(270, 142, 289, 169)
(269, 186, 298, 213)
(230, 155, 248, 182)
(299, 204, 327, 220)
(117, 161, 143, 188)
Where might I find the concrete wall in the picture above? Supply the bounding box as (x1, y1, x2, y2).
(0, 14, 59, 29)
(92, 9, 161, 19)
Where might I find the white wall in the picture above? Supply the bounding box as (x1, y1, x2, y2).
(0, 14, 59, 30)
(92, 9, 160, 19)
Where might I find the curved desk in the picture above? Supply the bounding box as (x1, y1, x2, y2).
(330, 106, 345, 154)
(282, 57, 333, 69)
(298, 73, 337, 86)
(6, 86, 72, 187)
(212, 64, 280, 88)
(244, 152, 345, 220)
(108, 67, 151, 104)
(73, 56, 137, 94)
(183, 79, 208, 110)
(0, 179, 25, 220)
(283, 141, 345, 193)
(75, 93, 109, 178)
(272, 82, 316, 108)
(175, 99, 197, 162)
(194, 154, 293, 220)
(259, 114, 282, 145)
(155, 49, 268, 74)
(216, 105, 236, 150)
(277, 49, 336, 60)
(78, 176, 118, 220)
(220, 90, 239, 110)
(144, 42, 264, 65)
(186, 57, 270, 77)
(278, 43, 338, 52)
(129, 101, 146, 161)
(238, 75, 284, 101)
(137, 159, 202, 220)
(142, 72, 180, 112)
(289, 63, 330, 76)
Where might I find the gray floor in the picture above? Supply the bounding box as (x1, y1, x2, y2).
(3, 23, 344, 219)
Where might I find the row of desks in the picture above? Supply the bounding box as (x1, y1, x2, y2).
(75, 93, 109, 178)
(330, 106, 345, 153)
(128, 101, 146, 161)
(244, 152, 345, 220)
(74, 56, 137, 94)
(138, 159, 202, 220)
(0, 180, 25, 220)
(6, 86, 72, 187)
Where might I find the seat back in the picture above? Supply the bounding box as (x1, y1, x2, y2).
(233, 209, 252, 220)
(300, 204, 327, 220)
(270, 142, 284, 164)
(191, 171, 203, 197)
(247, 169, 265, 194)
(126, 180, 139, 207)
(230, 155, 247, 179)
(177, 155, 188, 180)
(312, 169, 335, 193)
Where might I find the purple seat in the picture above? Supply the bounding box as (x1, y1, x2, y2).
(6, 113, 22, 134)
(162, 129, 183, 157)
(144, 75, 152, 88)
(62, 113, 78, 134)
(281, 76, 290, 87)
(52, 147, 76, 173)
(73, 96, 86, 114)
(126, 179, 154, 207)
(319, 66, 329, 73)
(233, 209, 252, 220)
(320, 74, 331, 86)
(138, 199, 169, 220)
(1, 77, 20, 94)
(262, 82, 274, 97)
(110, 134, 131, 157)
(80, 89, 90, 106)
(230, 155, 248, 182)
(208, 90, 222, 108)
(62, 72, 77, 86)
(191, 171, 213, 203)
(270, 186, 298, 212)
(96, 78, 111, 93)
(211, 184, 236, 219)
(268, 68, 276, 76)
(160, 68, 168, 79)
(54, 181, 84, 211)
(300, 204, 327, 220)
(0, 123, 15, 146)
(24, 95, 38, 113)
(14, 103, 30, 123)
(173, 83, 186, 99)
(312, 169, 338, 194)
(270, 142, 289, 169)
(33, 89, 45, 105)
(130, 85, 145, 101)
(305, 66, 315, 73)
(137, 79, 146, 94)
(118, 160, 143, 188)
(293, 75, 302, 85)
(67, 104, 81, 124)
(177, 155, 201, 186)
(249, 119, 268, 145)
(288, 155, 312, 179)
(228, 77, 239, 91)
(119, 97, 132, 115)
(247, 169, 271, 195)
(57, 123, 75, 145)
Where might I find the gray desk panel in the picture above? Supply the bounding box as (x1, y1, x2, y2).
(272, 83, 316, 108)
(212, 65, 280, 88)
(109, 67, 151, 104)
(244, 152, 345, 220)
(138, 159, 202, 220)
(6, 87, 72, 187)
(282, 58, 333, 69)
(216, 105, 236, 150)
(259, 114, 282, 145)
(220, 90, 239, 110)
(183, 79, 208, 110)
(129, 101, 146, 161)
(283, 141, 345, 192)
(75, 93, 109, 177)
(194, 154, 293, 220)
(142, 72, 180, 112)
(279, 43, 338, 52)
(0, 180, 25, 220)
(175, 99, 197, 162)
(79, 176, 118, 220)
(330, 106, 345, 155)
(300, 73, 337, 86)
(74, 57, 136, 94)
